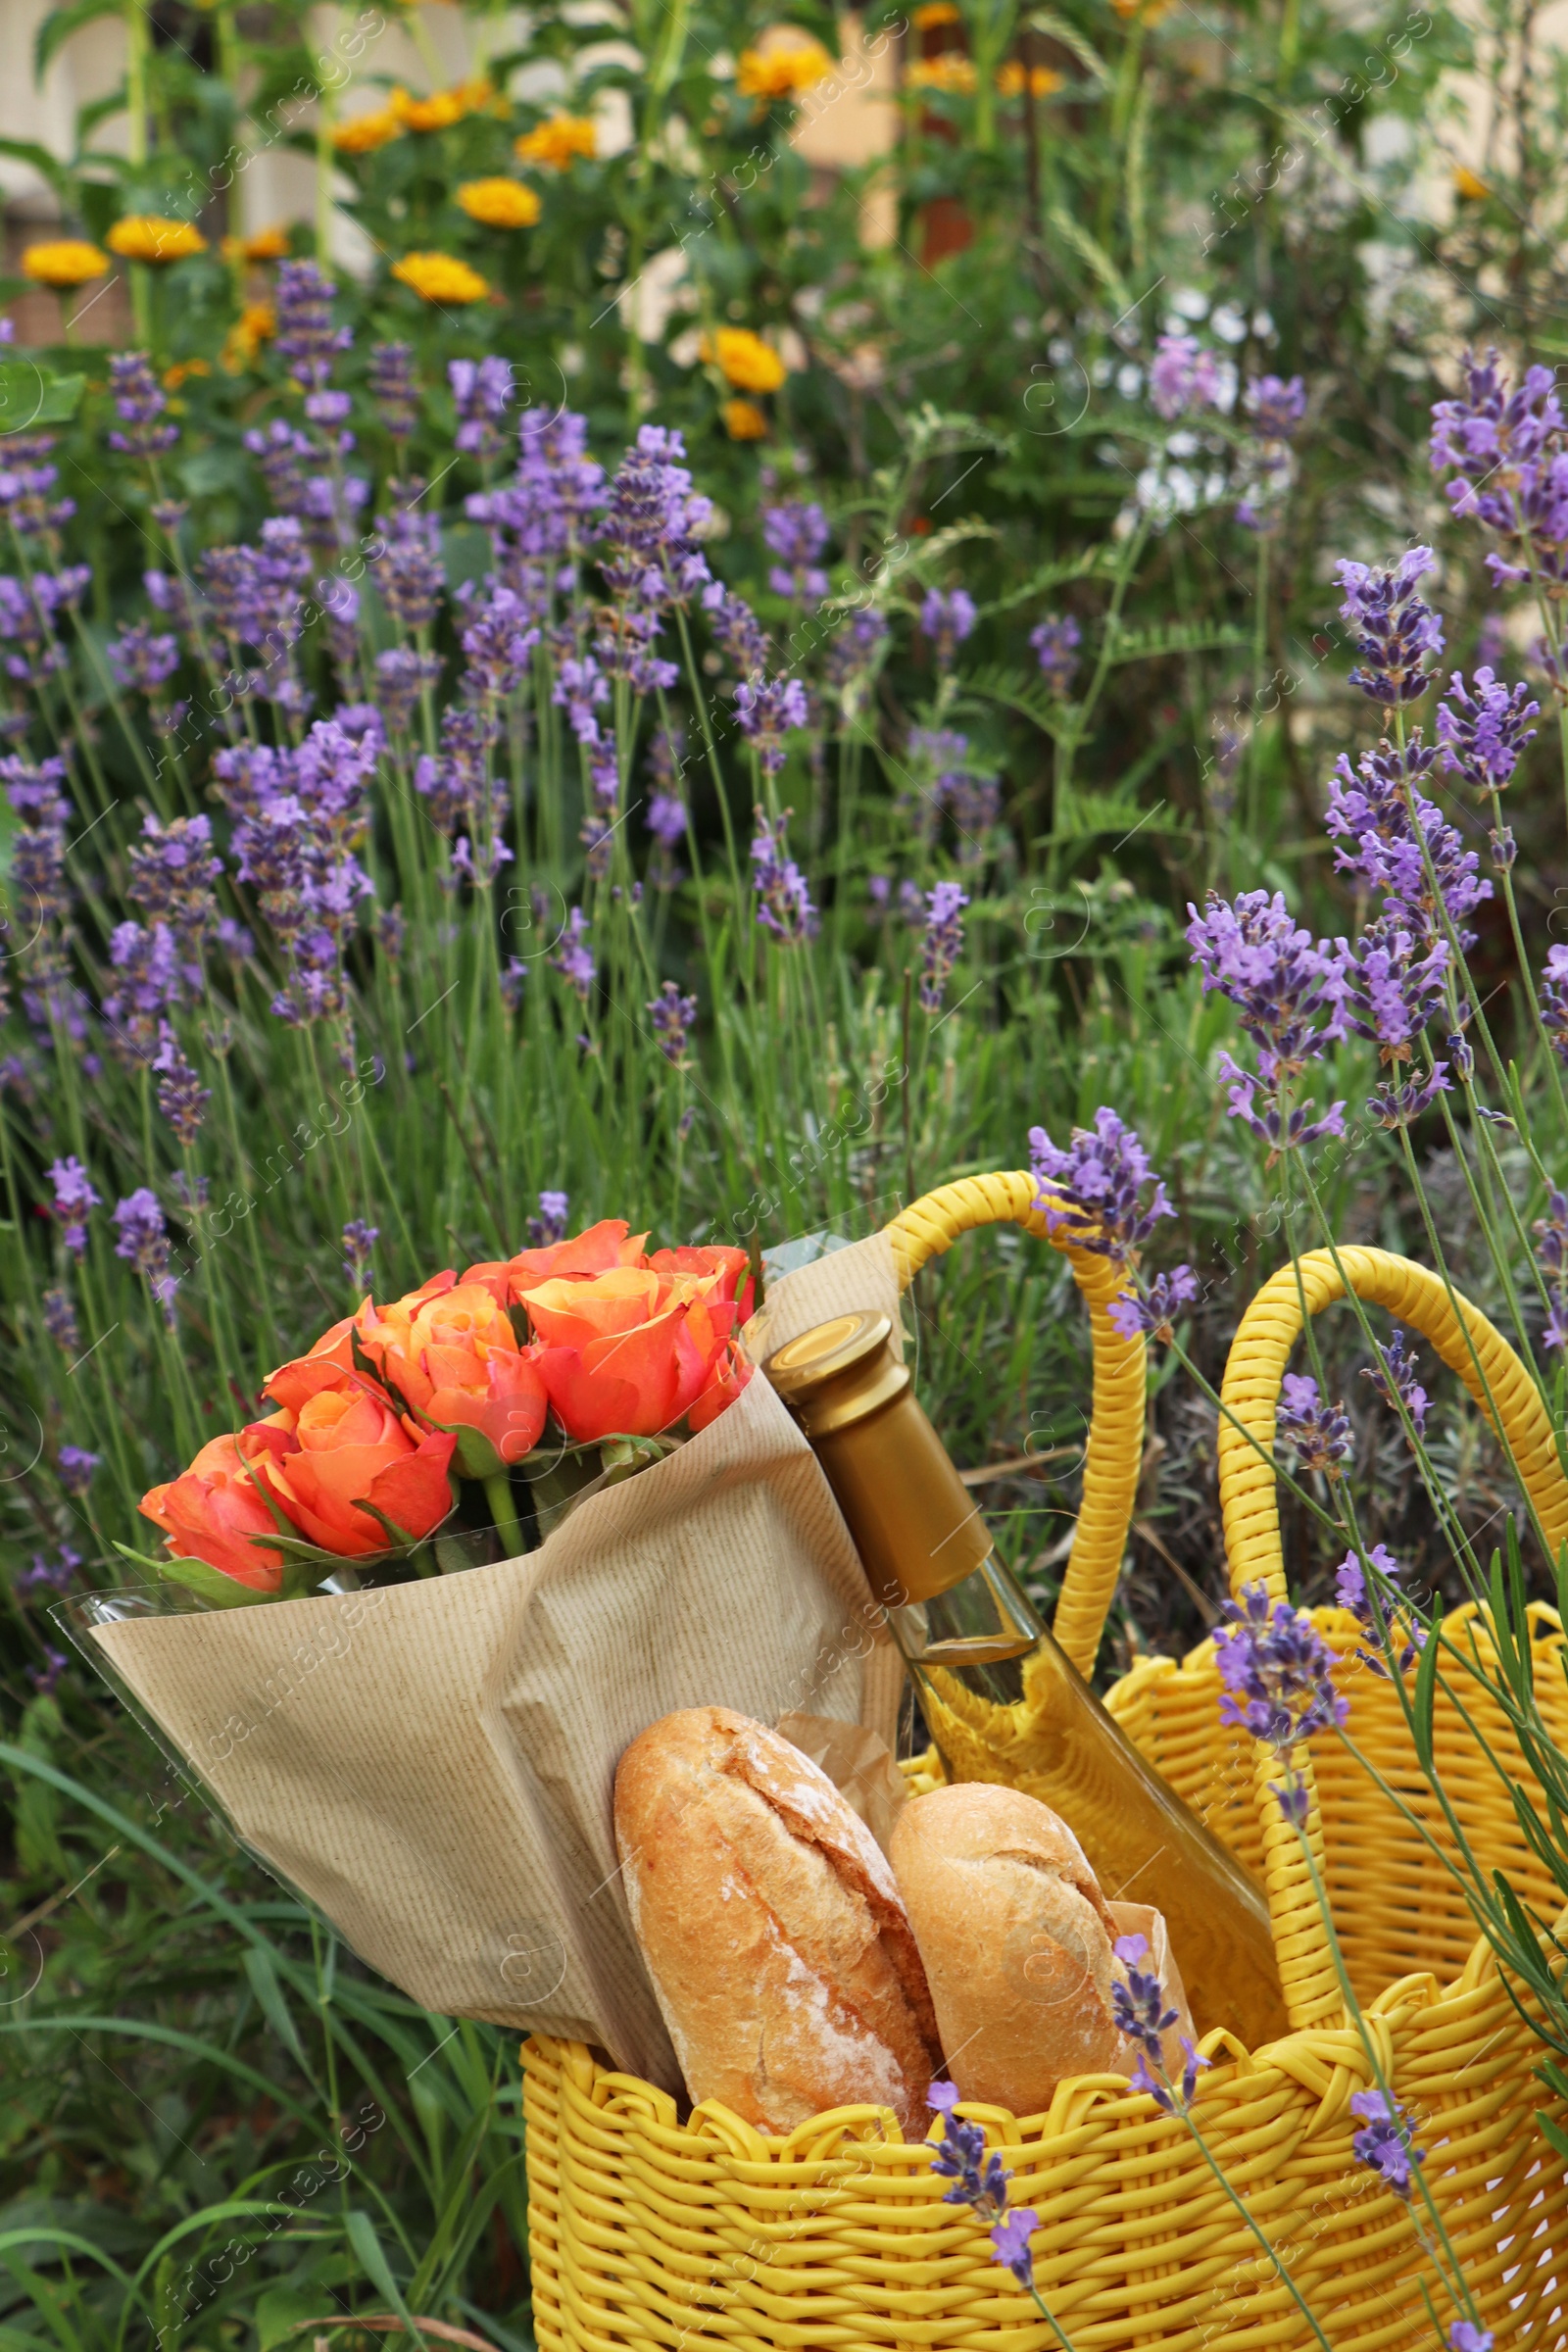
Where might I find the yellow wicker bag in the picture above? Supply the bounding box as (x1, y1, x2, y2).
(520, 1173, 1568, 2350)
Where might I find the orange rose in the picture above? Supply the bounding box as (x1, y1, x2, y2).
(140, 1434, 287, 1592)
(518, 1265, 742, 1441)
(464, 1218, 649, 1307)
(357, 1279, 547, 1466)
(248, 1364, 456, 1555)
(645, 1244, 754, 1330)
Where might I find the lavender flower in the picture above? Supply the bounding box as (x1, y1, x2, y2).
(704, 581, 770, 681)
(1214, 1581, 1348, 1820)
(273, 260, 351, 393)
(113, 1187, 177, 1323)
(245, 418, 314, 518)
(1149, 332, 1228, 421)
(1349, 2088, 1422, 2199)
(1324, 736, 1491, 948)
(47, 1156, 99, 1254)
(375, 486, 446, 632)
(1277, 1373, 1351, 1475)
(58, 1445, 98, 1494)
(528, 1191, 570, 1247)
(1541, 947, 1568, 1068)
(374, 646, 443, 734)
(598, 423, 711, 612)
(762, 500, 830, 602)
(460, 582, 540, 702)
(750, 809, 818, 943)
(1027, 1107, 1174, 1263)
(1110, 1932, 1210, 2113)
(918, 881, 967, 1012)
(1336, 549, 1444, 706)
(450, 356, 514, 462)
(108, 620, 180, 693)
(823, 606, 888, 694)
(1436, 667, 1538, 795)
(152, 1022, 210, 1145)
(733, 674, 808, 777)
(1107, 1264, 1200, 1342)
(919, 587, 977, 667)
(127, 812, 220, 954)
(43, 1286, 79, 1351)
(20, 1545, 81, 1595)
(552, 906, 596, 1001)
(1029, 613, 1081, 697)
(1448, 2327, 1494, 2352)
(1362, 1327, 1428, 1436)
(342, 1217, 378, 1292)
(107, 352, 179, 458)
(1334, 915, 1449, 1127)
(1245, 373, 1306, 440)
(987, 2208, 1039, 2290)
(369, 341, 420, 443)
(1535, 1191, 1568, 1350)
(649, 979, 697, 1063)
(1430, 349, 1568, 588)
(1335, 1543, 1425, 1677)
(1187, 889, 1347, 1156)
(30, 1647, 68, 1696)
(926, 2082, 1011, 2220)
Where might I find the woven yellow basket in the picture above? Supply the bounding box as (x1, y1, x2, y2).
(519, 1173, 1568, 2349)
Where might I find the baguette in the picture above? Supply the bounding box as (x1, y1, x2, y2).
(614, 1706, 941, 2134)
(889, 1782, 1125, 2112)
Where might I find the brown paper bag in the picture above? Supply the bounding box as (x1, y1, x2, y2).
(775, 1711, 908, 1853)
(83, 1235, 910, 2088)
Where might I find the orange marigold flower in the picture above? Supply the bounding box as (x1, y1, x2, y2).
(22, 239, 110, 288)
(911, 1, 961, 23)
(514, 111, 598, 170)
(241, 224, 292, 261)
(393, 76, 491, 132)
(736, 33, 834, 99)
(107, 216, 209, 265)
(391, 251, 491, 304)
(723, 397, 769, 440)
(702, 327, 787, 393)
(162, 357, 211, 389)
(457, 176, 542, 227)
(334, 104, 404, 152)
(221, 302, 276, 371)
(906, 53, 977, 90)
(996, 59, 1064, 95)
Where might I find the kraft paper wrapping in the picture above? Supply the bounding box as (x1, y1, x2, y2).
(88, 1235, 910, 2087)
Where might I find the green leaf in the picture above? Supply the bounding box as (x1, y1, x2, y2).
(0, 138, 75, 208)
(242, 1945, 311, 2070)
(1044, 205, 1133, 314)
(1104, 621, 1251, 664)
(1024, 7, 1108, 81)
(1537, 2108, 1568, 2164)
(343, 2210, 422, 2340)
(155, 1553, 272, 1608)
(259, 2288, 328, 2350)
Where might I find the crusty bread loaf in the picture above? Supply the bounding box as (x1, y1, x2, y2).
(889, 1782, 1124, 2113)
(613, 1707, 941, 2134)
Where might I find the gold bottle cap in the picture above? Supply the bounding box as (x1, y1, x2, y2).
(762, 1311, 911, 1436)
(763, 1311, 988, 1605)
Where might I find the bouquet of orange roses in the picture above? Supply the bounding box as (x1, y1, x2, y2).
(132, 1218, 754, 1605)
(71, 1216, 904, 2079)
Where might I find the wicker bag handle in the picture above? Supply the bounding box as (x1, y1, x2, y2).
(883, 1170, 1146, 1679)
(1218, 1243, 1568, 2027)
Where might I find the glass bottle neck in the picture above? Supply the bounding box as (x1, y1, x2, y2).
(887, 1548, 1044, 1668)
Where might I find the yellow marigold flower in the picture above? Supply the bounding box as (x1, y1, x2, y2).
(911, 1, 961, 24)
(702, 327, 787, 393)
(108, 216, 209, 264)
(1453, 165, 1490, 200)
(736, 34, 834, 100)
(391, 251, 491, 304)
(722, 397, 768, 440)
(514, 112, 598, 170)
(334, 105, 404, 152)
(221, 302, 276, 370)
(21, 239, 110, 289)
(996, 59, 1063, 95)
(457, 177, 542, 228)
(906, 53, 977, 90)
(394, 77, 491, 132)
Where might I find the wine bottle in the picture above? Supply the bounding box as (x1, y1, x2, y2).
(764, 1308, 1288, 2047)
